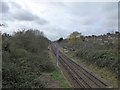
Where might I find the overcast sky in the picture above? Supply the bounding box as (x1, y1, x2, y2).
(0, 0, 118, 41)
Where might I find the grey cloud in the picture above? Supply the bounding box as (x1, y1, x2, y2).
(101, 2, 118, 29)
(2, 1, 48, 25)
(102, 2, 117, 12)
(1, 1, 118, 41)
(102, 3, 118, 19)
(103, 19, 117, 27)
(1, 13, 15, 21)
(80, 16, 95, 25)
(42, 25, 70, 40)
(65, 2, 100, 17)
(49, 2, 65, 7)
(0, 1, 9, 13)
(13, 10, 48, 25)
(13, 10, 39, 21)
(10, 2, 36, 21)
(36, 19, 48, 25)
(10, 2, 22, 9)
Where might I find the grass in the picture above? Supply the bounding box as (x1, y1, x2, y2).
(67, 51, 118, 88)
(50, 69, 71, 88)
(78, 59, 118, 88)
(49, 46, 71, 88)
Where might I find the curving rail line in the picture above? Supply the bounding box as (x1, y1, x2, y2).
(51, 43, 111, 88)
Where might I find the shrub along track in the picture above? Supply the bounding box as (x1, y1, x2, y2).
(51, 43, 111, 88)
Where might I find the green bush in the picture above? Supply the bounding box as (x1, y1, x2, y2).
(76, 49, 119, 74)
(2, 29, 55, 88)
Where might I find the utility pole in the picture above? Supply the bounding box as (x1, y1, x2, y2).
(56, 46, 59, 67)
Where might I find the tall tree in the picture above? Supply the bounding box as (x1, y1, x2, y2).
(69, 31, 82, 44)
(69, 31, 81, 39)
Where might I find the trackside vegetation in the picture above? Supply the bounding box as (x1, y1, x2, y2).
(49, 47, 71, 88)
(2, 29, 55, 88)
(59, 31, 119, 87)
(59, 31, 119, 74)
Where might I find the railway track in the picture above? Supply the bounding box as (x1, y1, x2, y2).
(51, 43, 111, 88)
